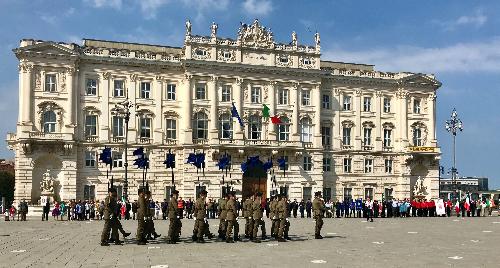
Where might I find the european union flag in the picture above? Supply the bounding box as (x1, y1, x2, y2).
(263, 159, 273, 171)
(164, 153, 175, 169)
(231, 102, 244, 127)
(187, 153, 197, 164)
(99, 147, 113, 166)
(134, 155, 149, 169)
(241, 162, 248, 173)
(133, 147, 145, 157)
(194, 153, 205, 169)
(217, 155, 230, 170)
(277, 157, 286, 169)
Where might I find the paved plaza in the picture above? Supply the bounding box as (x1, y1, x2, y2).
(1, 215, 500, 268)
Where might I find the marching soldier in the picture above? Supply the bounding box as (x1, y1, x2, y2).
(192, 190, 210, 243)
(101, 188, 116, 246)
(167, 190, 180, 244)
(269, 194, 279, 239)
(313, 191, 325, 239)
(276, 193, 290, 242)
(109, 189, 129, 245)
(243, 196, 254, 239)
(225, 191, 239, 243)
(251, 192, 267, 243)
(136, 188, 148, 245)
(217, 193, 228, 240)
(144, 190, 161, 240)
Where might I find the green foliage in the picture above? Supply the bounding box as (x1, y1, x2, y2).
(0, 171, 15, 205)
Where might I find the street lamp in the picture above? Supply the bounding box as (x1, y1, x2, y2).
(445, 108, 463, 201)
(112, 99, 134, 201)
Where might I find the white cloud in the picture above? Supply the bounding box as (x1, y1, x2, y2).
(323, 37, 500, 73)
(139, 0, 170, 19)
(39, 7, 77, 25)
(84, 0, 123, 9)
(242, 0, 273, 17)
(180, 0, 230, 23)
(434, 9, 487, 31)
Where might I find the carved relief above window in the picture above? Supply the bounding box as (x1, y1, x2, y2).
(299, 57, 316, 69)
(37, 101, 63, 132)
(193, 47, 210, 60)
(341, 120, 355, 128)
(82, 106, 101, 115)
(410, 121, 428, 146)
(163, 110, 179, 118)
(276, 54, 293, 67)
(217, 50, 235, 61)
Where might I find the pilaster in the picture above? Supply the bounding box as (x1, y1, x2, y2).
(181, 74, 193, 144)
(154, 76, 163, 144)
(209, 75, 219, 142)
(268, 81, 277, 141)
(291, 83, 300, 141)
(101, 72, 110, 142)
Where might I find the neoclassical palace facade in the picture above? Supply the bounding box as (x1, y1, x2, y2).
(7, 20, 441, 204)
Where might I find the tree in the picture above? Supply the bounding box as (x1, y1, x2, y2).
(0, 171, 15, 206)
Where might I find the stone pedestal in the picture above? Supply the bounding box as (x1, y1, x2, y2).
(40, 193, 53, 205)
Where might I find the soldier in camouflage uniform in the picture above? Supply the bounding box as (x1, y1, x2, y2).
(217, 193, 228, 240)
(313, 191, 325, 239)
(144, 190, 161, 240)
(136, 188, 148, 245)
(269, 194, 279, 239)
(192, 190, 214, 243)
(167, 190, 180, 244)
(251, 192, 267, 243)
(276, 193, 290, 242)
(225, 191, 240, 243)
(243, 196, 254, 239)
(100, 188, 115, 246)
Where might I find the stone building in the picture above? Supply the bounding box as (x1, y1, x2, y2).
(7, 19, 441, 204)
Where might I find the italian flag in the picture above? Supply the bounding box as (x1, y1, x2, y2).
(263, 104, 282, 124)
(464, 195, 470, 211)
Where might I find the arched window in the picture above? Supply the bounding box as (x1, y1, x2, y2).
(248, 115, 261, 140)
(219, 113, 233, 139)
(300, 117, 312, 142)
(193, 112, 208, 140)
(42, 111, 56, 133)
(277, 117, 290, 141)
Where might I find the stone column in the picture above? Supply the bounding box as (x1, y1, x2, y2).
(291, 83, 300, 141)
(375, 91, 382, 151)
(154, 76, 163, 144)
(428, 93, 436, 146)
(233, 78, 244, 139)
(19, 61, 33, 125)
(181, 74, 193, 144)
(398, 89, 409, 147)
(128, 74, 138, 141)
(268, 81, 277, 141)
(313, 84, 322, 147)
(354, 89, 362, 149)
(333, 88, 341, 149)
(209, 76, 219, 141)
(101, 72, 110, 141)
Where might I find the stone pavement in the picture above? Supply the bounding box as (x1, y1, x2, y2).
(1, 215, 500, 268)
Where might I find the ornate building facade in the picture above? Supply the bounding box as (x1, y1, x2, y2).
(7, 20, 441, 204)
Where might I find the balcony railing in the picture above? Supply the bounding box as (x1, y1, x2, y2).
(164, 139, 177, 146)
(383, 146, 393, 152)
(138, 137, 152, 144)
(362, 145, 374, 151)
(244, 139, 272, 146)
(27, 132, 73, 140)
(85, 135, 98, 142)
(341, 145, 353, 150)
(112, 136, 125, 143)
(193, 138, 208, 145)
(302, 142, 313, 148)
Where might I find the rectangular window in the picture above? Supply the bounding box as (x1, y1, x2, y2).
(140, 117, 151, 138)
(383, 97, 391, 113)
(343, 158, 352, 173)
(385, 159, 393, 173)
(279, 156, 289, 171)
(363, 128, 372, 146)
(342, 127, 351, 146)
(321, 126, 331, 146)
(114, 80, 125, 97)
(85, 115, 97, 137)
(85, 151, 96, 167)
(343, 95, 351, 111)
(384, 188, 393, 200)
(364, 159, 373, 173)
(322, 94, 331, 109)
(140, 82, 151, 99)
(196, 83, 207, 100)
(251, 87, 261, 103)
(165, 186, 173, 200)
(112, 116, 124, 137)
(83, 185, 96, 200)
(303, 156, 312, 171)
(323, 188, 332, 202)
(86, 78, 97, 96)
(303, 187, 312, 201)
(363, 97, 371, 112)
(113, 152, 123, 168)
(383, 129, 392, 147)
(302, 90, 311, 106)
(413, 128, 422, 146)
(221, 85, 231, 102)
(365, 188, 374, 200)
(165, 119, 176, 140)
(278, 88, 289, 105)
(413, 99, 421, 114)
(166, 84, 176, 100)
(343, 188, 352, 202)
(323, 157, 331, 172)
(45, 74, 57, 92)
(195, 185, 207, 198)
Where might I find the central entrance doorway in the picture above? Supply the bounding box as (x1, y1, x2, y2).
(242, 165, 267, 199)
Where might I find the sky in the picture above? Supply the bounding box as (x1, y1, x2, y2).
(0, 0, 499, 188)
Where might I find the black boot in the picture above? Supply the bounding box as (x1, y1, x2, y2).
(315, 234, 323, 239)
(123, 232, 131, 238)
(196, 237, 205, 243)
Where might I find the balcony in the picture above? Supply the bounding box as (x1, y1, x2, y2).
(302, 142, 313, 148)
(26, 131, 73, 141)
(193, 138, 208, 145)
(362, 145, 374, 151)
(112, 136, 125, 143)
(164, 139, 177, 146)
(341, 145, 353, 150)
(85, 135, 98, 142)
(244, 139, 272, 146)
(138, 137, 152, 144)
(383, 146, 393, 152)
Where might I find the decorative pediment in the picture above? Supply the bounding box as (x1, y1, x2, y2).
(163, 110, 179, 118)
(82, 106, 101, 115)
(15, 41, 79, 56)
(237, 19, 274, 48)
(399, 74, 441, 88)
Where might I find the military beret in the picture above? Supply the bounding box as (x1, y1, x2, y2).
(138, 188, 144, 194)
(315, 191, 322, 197)
(145, 190, 151, 195)
(172, 190, 179, 195)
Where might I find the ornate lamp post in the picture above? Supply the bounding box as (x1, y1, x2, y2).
(445, 108, 463, 200)
(112, 99, 134, 201)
